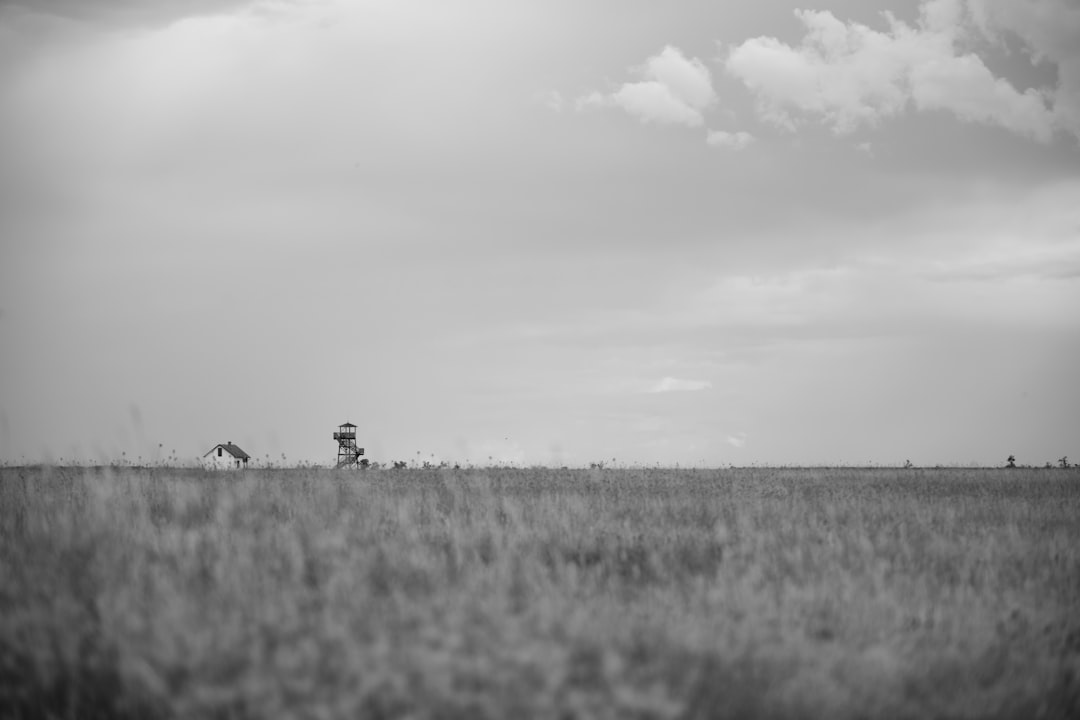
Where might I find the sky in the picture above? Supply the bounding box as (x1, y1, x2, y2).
(1, 0, 1078, 468)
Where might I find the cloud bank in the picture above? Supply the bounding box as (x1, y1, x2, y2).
(724, 0, 1075, 142)
(706, 129, 754, 149)
(0, 0, 255, 28)
(650, 377, 713, 393)
(579, 45, 716, 127)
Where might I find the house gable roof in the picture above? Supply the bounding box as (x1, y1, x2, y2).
(203, 442, 251, 460)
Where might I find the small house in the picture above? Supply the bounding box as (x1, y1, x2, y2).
(203, 441, 251, 469)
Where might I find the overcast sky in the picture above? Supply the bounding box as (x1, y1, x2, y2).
(1, 0, 1078, 467)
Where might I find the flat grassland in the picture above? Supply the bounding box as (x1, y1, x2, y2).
(1, 466, 1078, 719)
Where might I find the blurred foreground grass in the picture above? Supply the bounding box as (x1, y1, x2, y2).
(1, 465, 1078, 719)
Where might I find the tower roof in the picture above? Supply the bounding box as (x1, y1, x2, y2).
(340, 422, 356, 428)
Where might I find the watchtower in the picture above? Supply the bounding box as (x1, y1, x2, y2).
(333, 422, 364, 469)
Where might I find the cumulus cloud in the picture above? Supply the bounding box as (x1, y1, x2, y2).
(650, 377, 713, 393)
(706, 129, 754, 149)
(724, 0, 1061, 142)
(724, 8, 923, 133)
(911, 54, 1054, 141)
(578, 45, 716, 127)
(966, 0, 1080, 141)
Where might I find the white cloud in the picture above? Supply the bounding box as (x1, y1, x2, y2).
(910, 51, 1055, 142)
(724, 0, 1060, 142)
(726, 433, 747, 448)
(650, 377, 713, 393)
(533, 89, 565, 112)
(966, 0, 1080, 141)
(579, 45, 716, 127)
(706, 129, 754, 149)
(724, 9, 919, 133)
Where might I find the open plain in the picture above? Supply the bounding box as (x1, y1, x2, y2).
(1, 465, 1078, 719)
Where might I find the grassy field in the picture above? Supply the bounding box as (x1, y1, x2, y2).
(1, 465, 1078, 719)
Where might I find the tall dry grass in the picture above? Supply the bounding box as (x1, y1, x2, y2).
(1, 465, 1078, 719)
